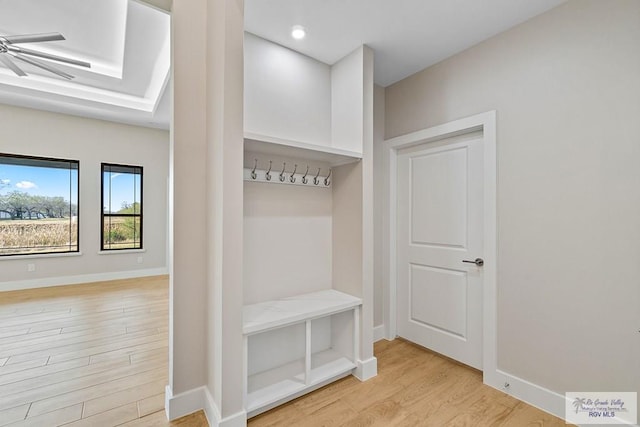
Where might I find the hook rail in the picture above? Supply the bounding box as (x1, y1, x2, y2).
(243, 161, 332, 188)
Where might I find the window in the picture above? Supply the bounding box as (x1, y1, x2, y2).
(102, 163, 143, 250)
(0, 154, 79, 256)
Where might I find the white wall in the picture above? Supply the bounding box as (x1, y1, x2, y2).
(170, 0, 208, 404)
(0, 104, 169, 289)
(170, 0, 245, 423)
(244, 32, 331, 146)
(243, 155, 333, 305)
(331, 45, 375, 367)
(206, 0, 245, 418)
(331, 47, 364, 153)
(385, 0, 640, 411)
(244, 35, 368, 156)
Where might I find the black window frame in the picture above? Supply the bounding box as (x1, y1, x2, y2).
(0, 153, 80, 257)
(101, 163, 143, 251)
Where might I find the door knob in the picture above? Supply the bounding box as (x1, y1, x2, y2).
(462, 258, 484, 266)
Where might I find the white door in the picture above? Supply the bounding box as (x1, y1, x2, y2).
(396, 133, 484, 369)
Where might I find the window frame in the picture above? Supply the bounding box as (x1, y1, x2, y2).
(101, 163, 144, 251)
(0, 152, 80, 257)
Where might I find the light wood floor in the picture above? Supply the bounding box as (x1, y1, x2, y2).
(1, 276, 568, 426)
(250, 339, 570, 427)
(0, 276, 196, 426)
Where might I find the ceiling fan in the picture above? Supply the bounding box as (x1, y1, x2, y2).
(0, 32, 91, 80)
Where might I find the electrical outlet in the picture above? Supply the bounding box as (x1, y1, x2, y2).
(27, 263, 36, 272)
(137, 256, 143, 264)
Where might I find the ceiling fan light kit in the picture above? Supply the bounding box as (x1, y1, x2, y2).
(0, 32, 91, 80)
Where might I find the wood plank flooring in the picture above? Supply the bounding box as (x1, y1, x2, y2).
(0, 276, 186, 426)
(249, 339, 570, 427)
(1, 276, 568, 426)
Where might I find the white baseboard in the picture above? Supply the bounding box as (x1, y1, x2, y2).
(166, 385, 247, 427)
(484, 369, 567, 422)
(487, 370, 640, 426)
(373, 325, 386, 342)
(202, 387, 220, 426)
(0, 267, 168, 292)
(354, 357, 378, 381)
(218, 409, 248, 427)
(165, 385, 209, 421)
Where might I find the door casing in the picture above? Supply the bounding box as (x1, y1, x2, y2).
(384, 111, 497, 384)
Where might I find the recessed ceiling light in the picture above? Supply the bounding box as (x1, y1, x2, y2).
(291, 25, 306, 40)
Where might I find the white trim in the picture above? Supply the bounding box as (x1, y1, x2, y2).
(492, 370, 567, 421)
(481, 111, 499, 385)
(98, 249, 147, 255)
(385, 114, 485, 150)
(203, 386, 221, 426)
(383, 112, 575, 425)
(0, 267, 168, 291)
(373, 325, 386, 342)
(165, 385, 209, 421)
(384, 110, 498, 380)
(0, 252, 82, 261)
(165, 383, 247, 426)
(386, 146, 398, 341)
(244, 132, 363, 163)
(164, 385, 171, 419)
(354, 357, 378, 381)
(218, 409, 248, 427)
(132, 0, 171, 15)
(491, 371, 640, 427)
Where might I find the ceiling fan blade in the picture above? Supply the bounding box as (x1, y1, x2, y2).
(6, 46, 91, 68)
(11, 53, 74, 80)
(2, 33, 65, 45)
(0, 55, 27, 77)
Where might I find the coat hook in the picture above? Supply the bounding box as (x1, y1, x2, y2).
(324, 169, 332, 186)
(279, 162, 286, 182)
(289, 164, 297, 183)
(302, 165, 309, 184)
(313, 168, 321, 185)
(265, 160, 272, 181)
(251, 159, 258, 180)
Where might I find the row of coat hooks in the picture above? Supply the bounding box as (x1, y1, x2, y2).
(243, 159, 332, 188)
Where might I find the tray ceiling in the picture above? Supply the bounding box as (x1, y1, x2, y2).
(0, 0, 170, 129)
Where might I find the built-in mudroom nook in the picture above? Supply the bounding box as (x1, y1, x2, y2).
(3, 1, 638, 426)
(241, 33, 377, 417)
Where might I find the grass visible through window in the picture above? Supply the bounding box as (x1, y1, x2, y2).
(0, 154, 79, 256)
(102, 163, 143, 250)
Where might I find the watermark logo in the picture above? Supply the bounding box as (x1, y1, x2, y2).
(566, 392, 637, 425)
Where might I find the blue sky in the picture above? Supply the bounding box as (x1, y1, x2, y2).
(0, 164, 139, 212)
(103, 171, 141, 213)
(0, 164, 78, 202)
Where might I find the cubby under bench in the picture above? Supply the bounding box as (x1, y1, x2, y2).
(243, 289, 362, 417)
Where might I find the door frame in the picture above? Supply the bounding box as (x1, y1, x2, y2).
(384, 110, 498, 384)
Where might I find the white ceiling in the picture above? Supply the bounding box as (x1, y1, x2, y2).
(0, 0, 567, 130)
(245, 0, 567, 87)
(0, 0, 170, 129)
